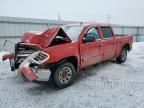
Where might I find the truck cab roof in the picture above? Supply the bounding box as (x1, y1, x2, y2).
(63, 23, 112, 28)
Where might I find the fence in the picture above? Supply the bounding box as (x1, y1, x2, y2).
(113, 25, 144, 42)
(0, 16, 144, 50)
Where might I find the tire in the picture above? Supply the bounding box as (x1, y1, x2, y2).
(52, 62, 76, 89)
(116, 48, 127, 64)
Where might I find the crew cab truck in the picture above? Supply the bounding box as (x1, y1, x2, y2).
(2, 23, 133, 88)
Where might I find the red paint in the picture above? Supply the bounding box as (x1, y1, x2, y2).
(21, 27, 71, 48)
(2, 53, 15, 61)
(21, 67, 37, 81)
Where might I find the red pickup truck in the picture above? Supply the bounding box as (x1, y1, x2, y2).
(3, 23, 133, 88)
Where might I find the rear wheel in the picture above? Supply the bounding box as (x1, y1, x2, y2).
(52, 62, 76, 88)
(116, 48, 127, 63)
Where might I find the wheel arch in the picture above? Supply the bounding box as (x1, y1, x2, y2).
(50, 56, 78, 71)
(122, 43, 131, 51)
(59, 56, 78, 70)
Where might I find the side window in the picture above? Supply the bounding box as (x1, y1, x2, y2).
(101, 27, 113, 38)
(86, 28, 100, 40)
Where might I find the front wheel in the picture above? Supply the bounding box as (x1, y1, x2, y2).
(52, 62, 76, 88)
(116, 48, 127, 63)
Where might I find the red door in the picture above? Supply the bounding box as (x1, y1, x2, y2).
(100, 27, 116, 60)
(80, 27, 104, 68)
(102, 39, 115, 60)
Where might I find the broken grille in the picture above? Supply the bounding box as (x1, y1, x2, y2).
(29, 51, 49, 65)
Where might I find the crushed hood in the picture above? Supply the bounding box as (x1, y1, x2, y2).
(21, 27, 71, 48)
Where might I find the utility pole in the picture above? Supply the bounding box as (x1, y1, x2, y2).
(57, 13, 61, 21)
(136, 27, 140, 42)
(107, 15, 110, 24)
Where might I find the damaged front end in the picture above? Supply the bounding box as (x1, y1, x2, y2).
(2, 40, 51, 82)
(18, 51, 50, 81)
(2, 27, 72, 82)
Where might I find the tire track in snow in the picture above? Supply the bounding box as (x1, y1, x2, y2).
(76, 79, 144, 92)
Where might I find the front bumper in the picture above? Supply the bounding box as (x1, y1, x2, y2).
(21, 67, 51, 81)
(17, 51, 51, 82)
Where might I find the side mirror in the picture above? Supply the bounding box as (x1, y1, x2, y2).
(82, 34, 96, 43)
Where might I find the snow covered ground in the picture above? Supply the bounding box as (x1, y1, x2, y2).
(0, 42, 144, 108)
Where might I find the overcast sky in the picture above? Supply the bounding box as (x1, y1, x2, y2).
(0, 0, 144, 26)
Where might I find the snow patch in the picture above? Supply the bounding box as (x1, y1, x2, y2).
(0, 42, 144, 108)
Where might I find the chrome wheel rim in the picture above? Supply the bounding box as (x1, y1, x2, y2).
(59, 67, 72, 84)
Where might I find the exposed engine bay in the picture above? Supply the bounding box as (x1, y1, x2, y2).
(14, 43, 43, 70)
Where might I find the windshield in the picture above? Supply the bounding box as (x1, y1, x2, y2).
(62, 26, 84, 41)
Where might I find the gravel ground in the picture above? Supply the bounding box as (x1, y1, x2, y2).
(0, 42, 144, 108)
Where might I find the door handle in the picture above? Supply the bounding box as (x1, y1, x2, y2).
(98, 44, 103, 47)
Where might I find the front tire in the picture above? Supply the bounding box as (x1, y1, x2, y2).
(116, 48, 127, 63)
(52, 62, 76, 88)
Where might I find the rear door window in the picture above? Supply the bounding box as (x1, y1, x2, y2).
(101, 27, 113, 38)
